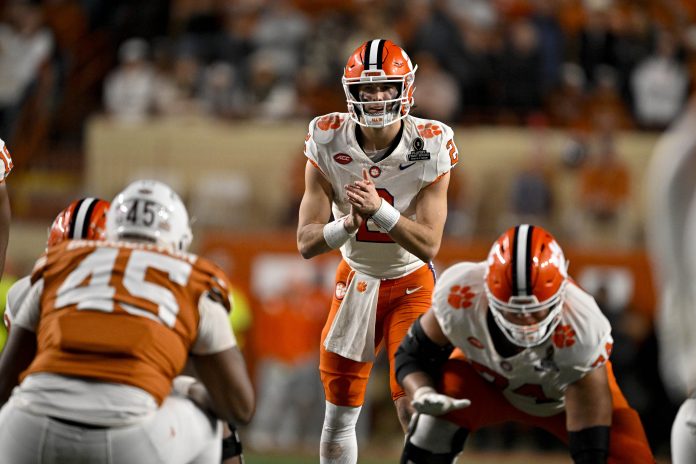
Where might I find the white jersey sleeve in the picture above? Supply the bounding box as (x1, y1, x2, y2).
(13, 279, 44, 332)
(554, 283, 614, 377)
(190, 293, 237, 355)
(4, 275, 32, 331)
(432, 261, 487, 349)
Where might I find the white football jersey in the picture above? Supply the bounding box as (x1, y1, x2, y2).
(304, 113, 457, 278)
(432, 262, 613, 417)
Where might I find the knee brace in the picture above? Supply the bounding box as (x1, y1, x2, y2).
(401, 414, 468, 464)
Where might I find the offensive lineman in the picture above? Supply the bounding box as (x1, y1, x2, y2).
(396, 224, 654, 463)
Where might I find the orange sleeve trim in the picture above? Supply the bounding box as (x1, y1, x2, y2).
(307, 158, 330, 181)
(427, 171, 448, 187)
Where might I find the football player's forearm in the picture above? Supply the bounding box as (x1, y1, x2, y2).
(297, 223, 333, 259)
(389, 217, 442, 262)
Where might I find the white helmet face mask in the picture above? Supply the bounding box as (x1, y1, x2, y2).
(485, 282, 566, 348)
(106, 179, 192, 252)
(342, 69, 416, 128)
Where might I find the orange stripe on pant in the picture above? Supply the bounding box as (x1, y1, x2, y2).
(438, 357, 654, 463)
(320, 260, 435, 407)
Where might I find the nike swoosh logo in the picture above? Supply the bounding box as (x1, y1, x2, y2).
(405, 286, 423, 295)
(399, 162, 417, 170)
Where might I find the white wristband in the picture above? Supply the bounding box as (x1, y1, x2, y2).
(323, 217, 355, 249)
(371, 199, 400, 232)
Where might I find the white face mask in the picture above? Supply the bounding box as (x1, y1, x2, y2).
(342, 68, 417, 128)
(485, 281, 567, 348)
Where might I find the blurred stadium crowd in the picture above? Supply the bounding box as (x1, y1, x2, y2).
(0, 0, 693, 460)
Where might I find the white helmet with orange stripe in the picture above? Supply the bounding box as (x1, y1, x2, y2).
(106, 179, 192, 252)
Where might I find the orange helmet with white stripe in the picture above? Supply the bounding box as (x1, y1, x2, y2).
(47, 197, 110, 247)
(342, 39, 417, 128)
(484, 224, 569, 347)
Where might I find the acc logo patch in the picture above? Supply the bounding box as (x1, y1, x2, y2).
(333, 153, 353, 165)
(335, 282, 347, 300)
(467, 336, 484, 349)
(369, 166, 381, 178)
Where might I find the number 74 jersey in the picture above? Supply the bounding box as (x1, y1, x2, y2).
(304, 113, 458, 279)
(21, 239, 232, 405)
(433, 262, 614, 417)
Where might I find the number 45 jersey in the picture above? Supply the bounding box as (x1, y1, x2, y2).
(304, 113, 458, 279)
(432, 262, 614, 417)
(20, 239, 233, 405)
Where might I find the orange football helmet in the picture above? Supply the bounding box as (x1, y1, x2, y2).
(47, 197, 110, 247)
(342, 39, 417, 128)
(484, 224, 568, 347)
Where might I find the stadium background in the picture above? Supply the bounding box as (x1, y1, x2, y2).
(0, 0, 692, 462)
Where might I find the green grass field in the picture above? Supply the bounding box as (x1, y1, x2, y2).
(244, 451, 577, 464)
(245, 450, 671, 464)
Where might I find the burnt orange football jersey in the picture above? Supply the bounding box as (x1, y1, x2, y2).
(22, 239, 231, 405)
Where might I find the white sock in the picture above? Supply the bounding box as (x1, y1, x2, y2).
(319, 402, 361, 464)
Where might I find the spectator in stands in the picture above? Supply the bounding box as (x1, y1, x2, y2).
(504, 118, 554, 231)
(410, 51, 460, 122)
(576, 4, 616, 88)
(585, 65, 634, 130)
(103, 38, 155, 122)
(246, 49, 298, 121)
(498, 19, 544, 122)
(574, 132, 633, 247)
(200, 61, 244, 119)
(631, 30, 689, 130)
(546, 62, 589, 129)
(0, 0, 53, 143)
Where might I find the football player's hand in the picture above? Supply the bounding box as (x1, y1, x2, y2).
(343, 205, 363, 234)
(345, 169, 381, 215)
(411, 386, 471, 416)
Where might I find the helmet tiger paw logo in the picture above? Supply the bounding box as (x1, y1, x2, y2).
(417, 123, 442, 138)
(448, 285, 475, 309)
(357, 281, 368, 293)
(552, 324, 576, 348)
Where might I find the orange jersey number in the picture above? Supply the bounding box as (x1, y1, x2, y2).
(55, 248, 193, 328)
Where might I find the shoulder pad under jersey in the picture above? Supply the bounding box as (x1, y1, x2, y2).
(310, 112, 348, 145)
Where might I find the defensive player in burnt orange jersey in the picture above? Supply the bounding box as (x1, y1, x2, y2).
(396, 225, 654, 463)
(4, 197, 110, 333)
(0, 180, 254, 464)
(297, 39, 458, 463)
(0, 138, 13, 281)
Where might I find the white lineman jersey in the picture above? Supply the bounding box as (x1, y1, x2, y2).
(304, 113, 458, 279)
(432, 261, 613, 417)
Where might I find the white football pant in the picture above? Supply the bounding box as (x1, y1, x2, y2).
(0, 395, 221, 464)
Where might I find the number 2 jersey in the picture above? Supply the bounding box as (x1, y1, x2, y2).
(304, 113, 458, 279)
(14, 239, 236, 410)
(433, 261, 614, 417)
